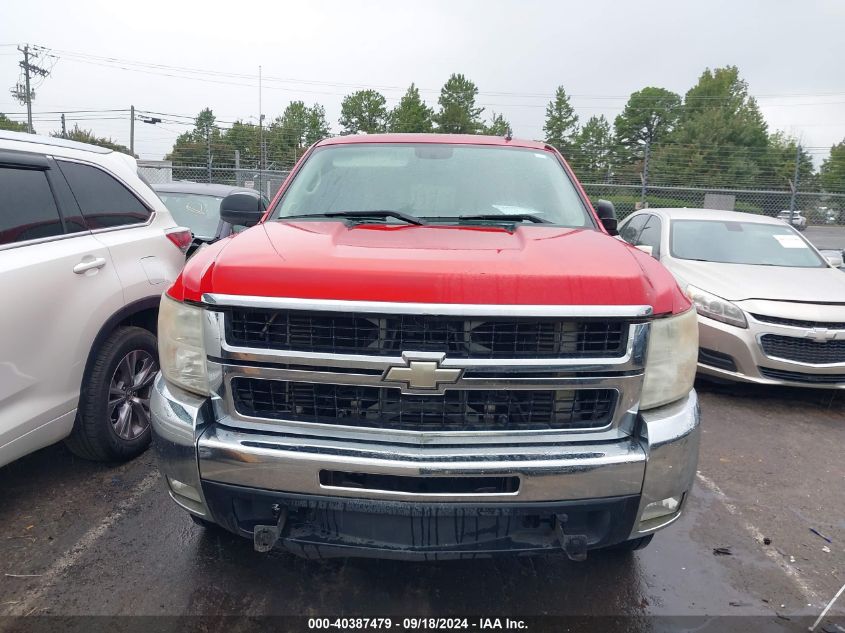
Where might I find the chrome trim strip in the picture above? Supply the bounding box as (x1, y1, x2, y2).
(202, 293, 654, 318)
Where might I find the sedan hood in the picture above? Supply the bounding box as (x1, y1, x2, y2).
(172, 221, 688, 314)
(666, 258, 845, 303)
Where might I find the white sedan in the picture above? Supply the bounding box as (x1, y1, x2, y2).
(618, 207, 845, 388)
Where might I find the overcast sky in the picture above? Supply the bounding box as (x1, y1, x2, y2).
(1, 0, 843, 164)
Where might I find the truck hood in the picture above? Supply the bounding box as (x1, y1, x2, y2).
(665, 258, 845, 303)
(172, 221, 688, 313)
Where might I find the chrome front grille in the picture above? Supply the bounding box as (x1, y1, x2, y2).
(225, 309, 628, 358)
(231, 378, 617, 431)
(202, 295, 652, 444)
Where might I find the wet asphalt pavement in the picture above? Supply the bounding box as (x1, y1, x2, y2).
(0, 382, 843, 627)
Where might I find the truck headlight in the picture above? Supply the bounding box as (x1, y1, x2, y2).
(158, 294, 210, 396)
(640, 308, 698, 410)
(685, 285, 747, 328)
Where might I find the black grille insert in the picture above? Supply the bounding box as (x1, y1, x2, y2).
(751, 314, 845, 330)
(758, 367, 845, 384)
(231, 378, 616, 431)
(225, 310, 628, 359)
(760, 334, 845, 364)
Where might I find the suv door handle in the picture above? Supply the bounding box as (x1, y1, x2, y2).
(73, 257, 107, 274)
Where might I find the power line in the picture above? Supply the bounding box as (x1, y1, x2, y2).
(9, 45, 56, 133)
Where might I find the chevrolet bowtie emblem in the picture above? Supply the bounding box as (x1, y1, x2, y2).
(384, 357, 462, 392)
(805, 328, 837, 342)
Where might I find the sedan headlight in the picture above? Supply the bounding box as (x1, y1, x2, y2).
(685, 285, 747, 328)
(641, 308, 698, 410)
(158, 293, 210, 396)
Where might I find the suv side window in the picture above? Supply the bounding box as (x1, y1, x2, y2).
(0, 166, 64, 246)
(57, 160, 151, 229)
(619, 214, 647, 243)
(637, 215, 662, 258)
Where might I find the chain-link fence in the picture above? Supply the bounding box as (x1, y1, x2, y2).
(580, 183, 845, 224)
(138, 161, 290, 200)
(138, 159, 845, 227)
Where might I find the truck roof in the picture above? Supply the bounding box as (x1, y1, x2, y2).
(317, 133, 550, 151)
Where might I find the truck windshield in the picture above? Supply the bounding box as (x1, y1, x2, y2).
(273, 143, 593, 228)
(671, 219, 825, 267)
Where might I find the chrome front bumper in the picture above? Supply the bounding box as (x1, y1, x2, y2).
(151, 374, 700, 549)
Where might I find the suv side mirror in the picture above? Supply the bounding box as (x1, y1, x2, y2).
(594, 199, 618, 236)
(220, 192, 263, 227)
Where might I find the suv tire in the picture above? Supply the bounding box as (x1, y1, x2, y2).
(66, 326, 158, 462)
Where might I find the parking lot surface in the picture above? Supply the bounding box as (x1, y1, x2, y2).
(0, 381, 842, 628)
(806, 225, 845, 250)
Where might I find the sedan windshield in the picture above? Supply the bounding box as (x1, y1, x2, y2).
(157, 193, 222, 238)
(274, 143, 593, 228)
(671, 219, 825, 267)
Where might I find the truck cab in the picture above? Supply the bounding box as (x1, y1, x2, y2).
(151, 134, 700, 560)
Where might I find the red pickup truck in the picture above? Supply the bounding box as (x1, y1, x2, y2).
(151, 134, 700, 560)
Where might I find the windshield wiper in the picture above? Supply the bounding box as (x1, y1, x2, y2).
(325, 210, 427, 225)
(455, 213, 550, 224)
(279, 210, 427, 226)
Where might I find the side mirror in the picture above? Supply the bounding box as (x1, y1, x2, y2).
(635, 244, 654, 257)
(594, 199, 618, 236)
(820, 250, 844, 268)
(220, 192, 263, 227)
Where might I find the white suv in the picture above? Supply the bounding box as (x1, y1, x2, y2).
(0, 131, 189, 467)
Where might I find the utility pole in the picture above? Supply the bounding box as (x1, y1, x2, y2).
(130, 105, 135, 156)
(639, 139, 651, 208)
(206, 126, 212, 183)
(788, 142, 801, 225)
(11, 45, 52, 134)
(60, 113, 66, 138)
(258, 65, 264, 196)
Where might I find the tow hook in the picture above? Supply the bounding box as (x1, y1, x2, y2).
(555, 514, 588, 561)
(253, 505, 288, 553)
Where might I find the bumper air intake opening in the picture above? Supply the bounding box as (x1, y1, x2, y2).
(319, 471, 520, 495)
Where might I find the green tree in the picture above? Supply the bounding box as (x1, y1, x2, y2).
(651, 66, 769, 187)
(0, 113, 27, 132)
(388, 83, 433, 133)
(613, 87, 681, 162)
(758, 132, 816, 190)
(223, 120, 260, 165)
(167, 108, 227, 165)
(433, 74, 484, 134)
(339, 90, 388, 134)
(266, 101, 329, 167)
(543, 86, 579, 153)
(820, 139, 845, 193)
(55, 124, 133, 155)
(482, 112, 511, 136)
(304, 104, 331, 146)
(569, 115, 613, 181)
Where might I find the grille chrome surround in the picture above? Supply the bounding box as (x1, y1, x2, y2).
(760, 334, 845, 365)
(200, 296, 651, 444)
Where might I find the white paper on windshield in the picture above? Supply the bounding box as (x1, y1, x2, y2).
(773, 234, 808, 249)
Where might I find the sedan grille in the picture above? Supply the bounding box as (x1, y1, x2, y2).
(758, 367, 845, 384)
(751, 314, 845, 330)
(760, 334, 845, 364)
(231, 378, 616, 431)
(225, 310, 628, 359)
